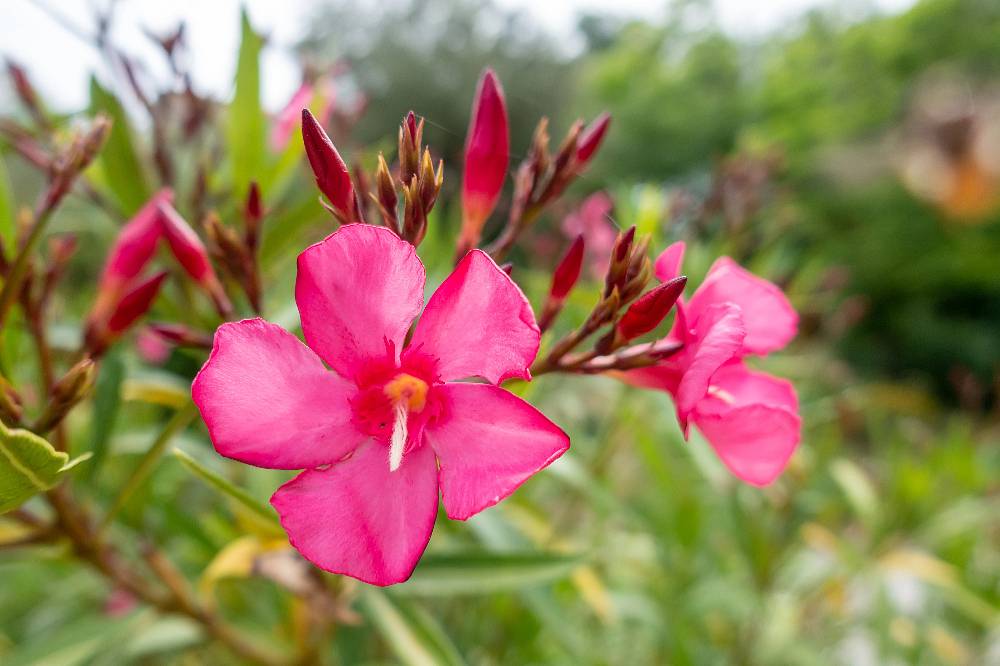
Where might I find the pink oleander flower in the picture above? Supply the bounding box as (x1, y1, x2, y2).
(623, 242, 800, 486)
(459, 69, 509, 253)
(192, 224, 569, 586)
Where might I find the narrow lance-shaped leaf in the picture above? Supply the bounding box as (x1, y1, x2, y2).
(227, 9, 266, 197)
(88, 76, 150, 214)
(360, 589, 466, 666)
(395, 552, 584, 596)
(172, 447, 278, 526)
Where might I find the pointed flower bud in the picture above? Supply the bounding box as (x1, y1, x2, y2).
(34, 358, 96, 433)
(96, 189, 172, 320)
(301, 108, 355, 219)
(374, 153, 399, 233)
(399, 111, 423, 186)
(617, 276, 687, 340)
(604, 226, 636, 297)
(459, 69, 509, 252)
(576, 112, 611, 166)
(244, 181, 263, 252)
(105, 272, 168, 338)
(148, 322, 214, 349)
(157, 202, 232, 317)
(550, 235, 585, 300)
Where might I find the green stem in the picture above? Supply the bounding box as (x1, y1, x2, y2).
(98, 400, 199, 534)
(0, 202, 54, 328)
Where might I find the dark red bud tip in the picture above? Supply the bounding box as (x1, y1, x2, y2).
(499, 262, 514, 276)
(405, 111, 418, 141)
(550, 235, 585, 299)
(301, 108, 354, 213)
(617, 275, 687, 340)
(615, 226, 636, 262)
(107, 272, 169, 335)
(245, 181, 262, 222)
(577, 112, 611, 165)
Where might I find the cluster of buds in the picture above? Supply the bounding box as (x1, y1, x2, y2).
(84, 190, 231, 356)
(203, 182, 264, 312)
(372, 112, 443, 245)
(486, 111, 611, 261)
(533, 226, 685, 375)
(301, 109, 444, 246)
(453, 69, 611, 262)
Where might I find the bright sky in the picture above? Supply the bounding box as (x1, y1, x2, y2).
(1, 0, 916, 112)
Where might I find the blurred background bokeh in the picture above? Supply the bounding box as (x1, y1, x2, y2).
(1, 0, 998, 664)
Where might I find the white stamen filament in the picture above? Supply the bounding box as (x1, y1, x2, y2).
(706, 386, 736, 404)
(388, 402, 408, 472)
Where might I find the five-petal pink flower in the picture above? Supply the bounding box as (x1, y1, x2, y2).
(192, 224, 569, 586)
(624, 242, 801, 486)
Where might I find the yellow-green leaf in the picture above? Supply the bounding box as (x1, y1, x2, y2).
(228, 9, 265, 197)
(0, 421, 87, 512)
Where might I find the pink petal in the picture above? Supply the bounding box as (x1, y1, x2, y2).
(697, 362, 798, 417)
(692, 362, 800, 486)
(408, 250, 539, 384)
(192, 318, 363, 470)
(694, 404, 800, 487)
(674, 303, 746, 425)
(296, 224, 425, 378)
(686, 257, 797, 355)
(426, 383, 569, 520)
(654, 241, 686, 282)
(271, 441, 439, 586)
(271, 83, 313, 152)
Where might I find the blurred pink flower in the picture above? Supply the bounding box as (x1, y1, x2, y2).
(270, 82, 335, 152)
(561, 191, 617, 278)
(192, 224, 568, 585)
(624, 242, 800, 486)
(136, 327, 172, 364)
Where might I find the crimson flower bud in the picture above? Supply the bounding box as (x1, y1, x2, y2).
(617, 276, 687, 340)
(576, 112, 611, 166)
(244, 181, 263, 252)
(301, 108, 355, 219)
(148, 322, 213, 349)
(157, 202, 213, 284)
(459, 69, 509, 253)
(158, 202, 232, 318)
(499, 262, 514, 276)
(106, 272, 168, 336)
(550, 235, 585, 300)
(101, 189, 171, 290)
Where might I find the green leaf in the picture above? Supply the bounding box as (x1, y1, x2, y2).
(0, 421, 87, 513)
(87, 347, 124, 478)
(88, 76, 150, 214)
(0, 150, 15, 258)
(172, 447, 277, 526)
(395, 552, 583, 596)
(228, 9, 266, 197)
(360, 589, 465, 666)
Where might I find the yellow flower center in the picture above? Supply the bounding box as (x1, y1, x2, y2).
(383, 374, 430, 472)
(383, 373, 429, 412)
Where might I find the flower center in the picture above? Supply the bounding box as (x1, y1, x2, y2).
(383, 373, 429, 472)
